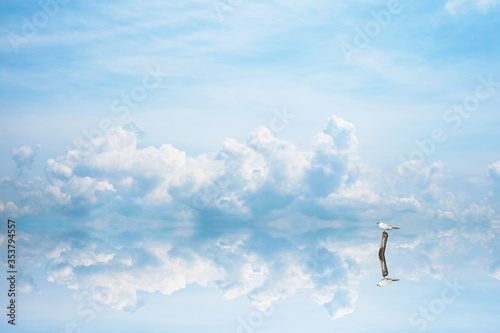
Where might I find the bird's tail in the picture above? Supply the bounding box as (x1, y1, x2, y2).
(392, 227, 400, 229)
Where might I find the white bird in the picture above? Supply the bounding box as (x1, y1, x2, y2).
(377, 278, 400, 287)
(377, 222, 399, 231)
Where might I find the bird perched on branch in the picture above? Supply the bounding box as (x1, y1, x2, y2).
(377, 222, 399, 231)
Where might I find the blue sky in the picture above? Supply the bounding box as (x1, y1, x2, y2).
(1, 0, 500, 332)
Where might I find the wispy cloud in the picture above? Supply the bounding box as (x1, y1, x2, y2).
(445, 0, 500, 14)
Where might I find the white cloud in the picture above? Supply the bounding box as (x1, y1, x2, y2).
(490, 264, 500, 280)
(11, 144, 41, 172)
(0, 199, 30, 216)
(63, 176, 115, 206)
(476, 0, 500, 11)
(310, 240, 375, 319)
(221, 254, 270, 301)
(445, 0, 500, 14)
(489, 161, 500, 182)
(18, 272, 38, 294)
(0, 116, 371, 218)
(445, 0, 467, 14)
(28, 226, 376, 318)
(45, 239, 225, 310)
(3, 115, 500, 319)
